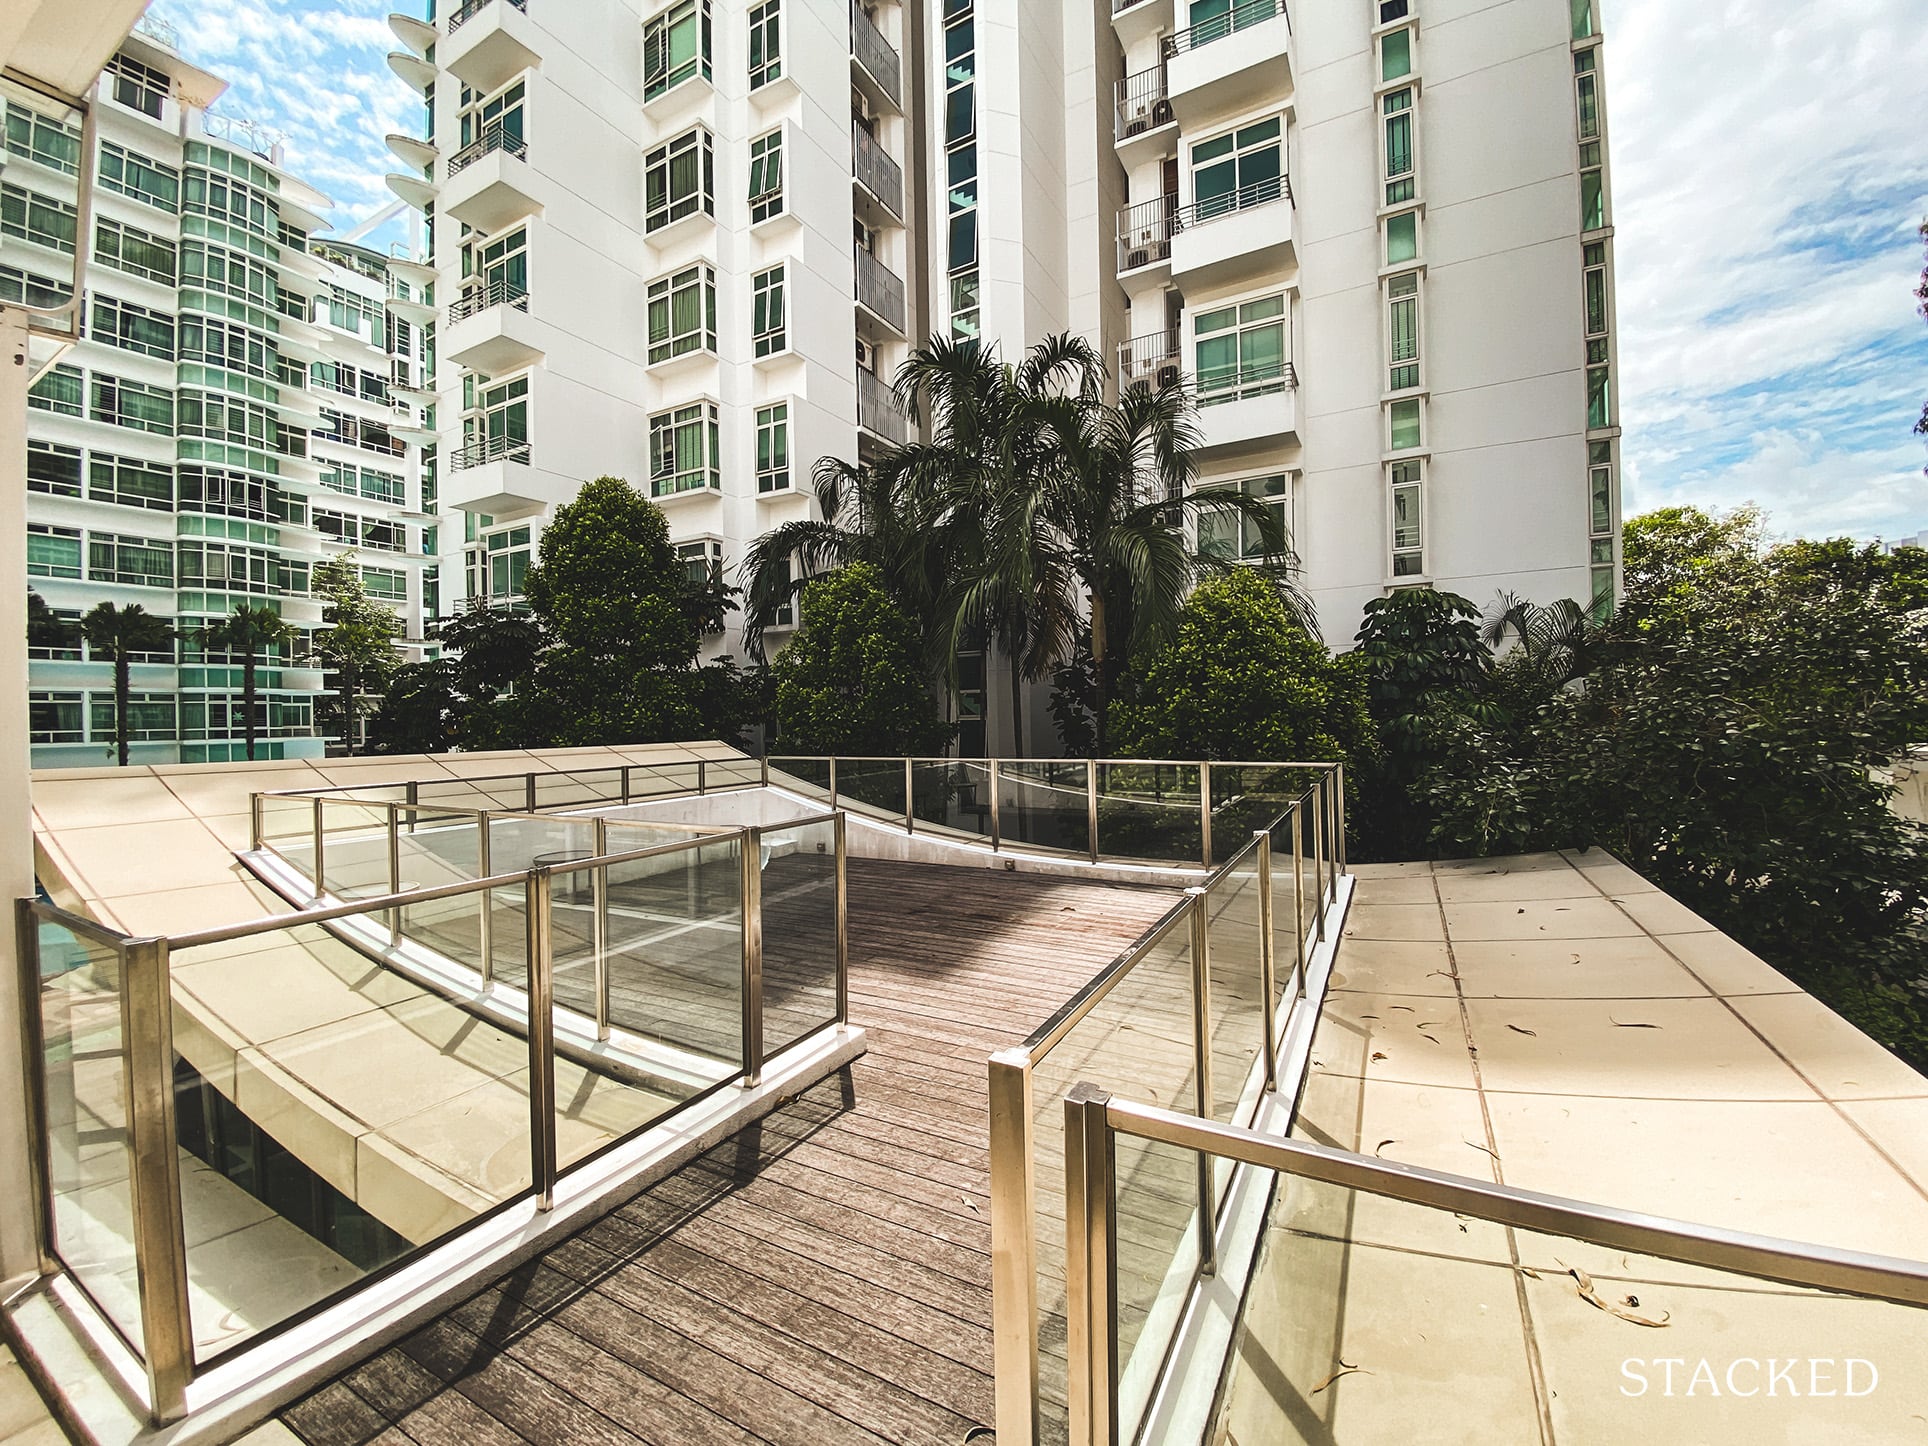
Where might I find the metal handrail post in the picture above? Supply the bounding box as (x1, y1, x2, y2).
(1199, 759, 1213, 868)
(123, 936, 193, 1422)
(904, 757, 915, 834)
(310, 796, 326, 902)
(386, 803, 402, 946)
(989, 1049, 1040, 1446)
(406, 780, 419, 834)
(699, 758, 708, 795)
(834, 812, 850, 1023)
(1186, 889, 1217, 1276)
(1312, 777, 1328, 943)
(593, 817, 611, 1042)
(1255, 831, 1277, 1093)
(828, 756, 839, 809)
(477, 817, 495, 986)
(1334, 761, 1348, 876)
(1291, 799, 1307, 999)
(1064, 1083, 1118, 1446)
(526, 868, 557, 1210)
(1086, 758, 1100, 863)
(525, 773, 537, 813)
(741, 826, 765, 1087)
(15, 904, 56, 1278)
(761, 755, 770, 788)
(988, 758, 1001, 851)
(250, 791, 264, 851)
(621, 765, 632, 803)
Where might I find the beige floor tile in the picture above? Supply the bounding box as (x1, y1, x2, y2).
(1726, 994, 1928, 1101)
(102, 879, 288, 939)
(1610, 888, 1716, 936)
(1435, 850, 1571, 873)
(1444, 896, 1642, 942)
(1343, 902, 1447, 942)
(1434, 865, 1599, 904)
(1327, 939, 1458, 997)
(33, 772, 194, 830)
(52, 818, 252, 903)
(1484, 1093, 1928, 1261)
(1353, 874, 1439, 905)
(1451, 936, 1710, 1000)
(0, 1350, 54, 1443)
(1463, 996, 1813, 1101)
(152, 765, 314, 820)
(1309, 992, 1478, 1091)
(1659, 929, 1801, 996)
(1220, 1235, 1543, 1446)
(1837, 1098, 1928, 1195)
(1349, 859, 1437, 880)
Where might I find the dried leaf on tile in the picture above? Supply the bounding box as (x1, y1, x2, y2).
(1310, 1361, 1369, 1394)
(1564, 1267, 1670, 1327)
(1506, 1024, 1538, 1036)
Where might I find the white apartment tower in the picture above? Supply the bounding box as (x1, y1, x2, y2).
(387, 0, 1618, 740)
(6, 21, 432, 766)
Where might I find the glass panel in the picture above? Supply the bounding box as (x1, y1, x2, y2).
(835, 759, 909, 823)
(621, 761, 703, 800)
(1096, 762, 1203, 864)
(258, 792, 317, 866)
(318, 797, 399, 901)
(911, 759, 991, 837)
(1115, 1134, 1209, 1437)
(768, 758, 831, 800)
(169, 912, 537, 1363)
(998, 760, 1092, 855)
(1204, 850, 1267, 1125)
(705, 756, 764, 789)
(759, 817, 839, 1055)
(1209, 764, 1311, 842)
(600, 837, 744, 1066)
(37, 917, 143, 1353)
(1029, 915, 1197, 1435)
(484, 815, 600, 989)
(532, 769, 626, 810)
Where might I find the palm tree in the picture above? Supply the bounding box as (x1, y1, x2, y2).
(80, 603, 175, 766)
(202, 603, 295, 761)
(27, 590, 76, 654)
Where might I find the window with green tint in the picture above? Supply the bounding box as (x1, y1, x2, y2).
(1386, 210, 1418, 264)
(95, 217, 176, 283)
(90, 455, 174, 511)
(1587, 364, 1611, 428)
(27, 363, 82, 416)
(1383, 90, 1415, 205)
(27, 525, 82, 579)
(644, 0, 713, 101)
(1391, 459, 1422, 576)
(30, 693, 84, 744)
(1576, 71, 1599, 140)
(752, 265, 785, 356)
(1386, 272, 1420, 391)
(1, 182, 77, 252)
(1388, 398, 1421, 451)
(1581, 168, 1605, 231)
(92, 693, 176, 742)
(1589, 439, 1613, 536)
(1195, 293, 1288, 403)
(950, 268, 980, 338)
(749, 1, 781, 88)
(27, 441, 82, 497)
(645, 127, 714, 232)
(1190, 117, 1282, 219)
(1570, 0, 1596, 39)
(98, 141, 178, 211)
(91, 295, 176, 359)
(1381, 28, 1411, 80)
(749, 129, 783, 223)
(648, 401, 720, 496)
(1584, 241, 1609, 335)
(757, 402, 790, 492)
(469, 375, 529, 459)
(89, 534, 174, 588)
(1199, 473, 1289, 561)
(4, 103, 81, 175)
(646, 263, 716, 363)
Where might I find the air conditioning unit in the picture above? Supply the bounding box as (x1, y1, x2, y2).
(855, 336, 876, 371)
(1127, 249, 1149, 270)
(1125, 114, 1147, 137)
(1152, 98, 1174, 127)
(1156, 364, 1180, 390)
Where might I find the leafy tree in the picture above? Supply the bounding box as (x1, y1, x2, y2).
(366, 659, 459, 754)
(770, 564, 951, 755)
(311, 555, 402, 757)
(201, 603, 294, 761)
(80, 603, 175, 766)
(1109, 569, 1374, 764)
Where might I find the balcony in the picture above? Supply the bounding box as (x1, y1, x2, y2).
(856, 367, 907, 445)
(1111, 0, 1175, 53)
(1171, 174, 1294, 287)
(1166, 0, 1294, 128)
(852, 121, 904, 223)
(386, 49, 436, 94)
(849, 1, 902, 113)
(855, 247, 906, 338)
(443, 126, 542, 233)
(1115, 62, 1174, 154)
(446, 431, 547, 517)
(1117, 328, 1180, 390)
(385, 170, 437, 212)
(389, 12, 436, 55)
(1196, 361, 1299, 451)
(443, 0, 539, 93)
(1116, 193, 1177, 279)
(387, 132, 437, 171)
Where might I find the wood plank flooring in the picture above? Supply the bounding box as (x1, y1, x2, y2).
(280, 859, 1179, 1446)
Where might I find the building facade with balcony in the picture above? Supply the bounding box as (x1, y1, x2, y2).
(386, 0, 925, 657)
(929, 0, 1622, 698)
(6, 28, 431, 766)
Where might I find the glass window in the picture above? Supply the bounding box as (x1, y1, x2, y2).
(644, 0, 712, 102)
(1387, 271, 1421, 392)
(0, 262, 68, 307)
(950, 268, 981, 339)
(484, 527, 532, 601)
(1388, 397, 1422, 452)
(27, 363, 82, 417)
(1570, 0, 1596, 40)
(1384, 88, 1415, 205)
(98, 141, 179, 211)
(90, 455, 174, 511)
(1190, 117, 1282, 220)
(648, 401, 720, 497)
(91, 693, 176, 743)
(95, 218, 176, 284)
(457, 78, 524, 154)
(27, 441, 83, 497)
(1391, 459, 1423, 576)
(756, 402, 790, 493)
(1583, 240, 1609, 337)
(1581, 164, 1605, 231)
(749, 129, 783, 223)
(91, 295, 176, 360)
(464, 374, 530, 464)
(645, 127, 715, 232)
(749, 1, 782, 88)
(647, 263, 717, 363)
(182, 166, 277, 239)
(1381, 28, 1412, 81)
(362, 566, 408, 601)
(1587, 359, 1611, 429)
(30, 693, 85, 745)
(89, 533, 174, 588)
(4, 102, 82, 175)
(752, 265, 786, 357)
(1194, 293, 1288, 404)
(27, 525, 82, 579)
(1379, 0, 1409, 19)
(1386, 211, 1418, 265)
(1, 182, 78, 252)
(107, 53, 169, 118)
(1200, 473, 1289, 562)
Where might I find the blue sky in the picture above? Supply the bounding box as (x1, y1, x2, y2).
(146, 0, 1928, 544)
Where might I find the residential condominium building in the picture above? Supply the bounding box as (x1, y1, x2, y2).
(6, 24, 433, 767)
(386, 0, 1618, 749)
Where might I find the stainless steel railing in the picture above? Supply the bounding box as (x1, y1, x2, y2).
(1165, 0, 1289, 55)
(852, 120, 904, 220)
(1114, 62, 1171, 143)
(1116, 328, 1180, 388)
(1174, 172, 1291, 230)
(1060, 1091, 1928, 1445)
(849, 0, 902, 108)
(854, 368, 908, 444)
(447, 0, 528, 36)
(854, 246, 906, 334)
(1116, 193, 1177, 273)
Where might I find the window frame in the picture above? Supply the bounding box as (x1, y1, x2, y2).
(756, 401, 790, 494)
(1385, 269, 1422, 393)
(751, 264, 787, 358)
(748, 0, 782, 88)
(1193, 290, 1291, 405)
(748, 128, 784, 224)
(646, 262, 718, 364)
(647, 400, 721, 497)
(1389, 458, 1423, 578)
(644, 127, 716, 233)
(643, 0, 714, 103)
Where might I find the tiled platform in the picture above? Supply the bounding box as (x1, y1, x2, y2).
(0, 1346, 61, 1445)
(1220, 849, 1928, 1444)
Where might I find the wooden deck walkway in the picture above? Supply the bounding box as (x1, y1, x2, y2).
(278, 859, 1179, 1446)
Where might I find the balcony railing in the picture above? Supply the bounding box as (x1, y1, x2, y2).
(852, 120, 904, 220)
(1175, 173, 1291, 230)
(448, 274, 530, 324)
(1117, 329, 1180, 388)
(855, 368, 907, 444)
(447, 119, 527, 177)
(1166, 0, 1289, 54)
(451, 433, 531, 470)
(855, 248, 905, 335)
(448, 0, 528, 35)
(850, 1, 902, 108)
(1115, 63, 1171, 142)
(1198, 361, 1298, 406)
(1116, 193, 1178, 272)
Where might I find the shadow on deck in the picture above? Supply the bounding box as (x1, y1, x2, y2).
(278, 859, 1179, 1446)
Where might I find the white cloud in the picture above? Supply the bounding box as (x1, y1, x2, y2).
(1603, 0, 1928, 542)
